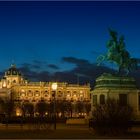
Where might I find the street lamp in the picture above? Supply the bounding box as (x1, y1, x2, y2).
(51, 82, 58, 130)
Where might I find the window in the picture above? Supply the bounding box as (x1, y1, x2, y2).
(21, 89, 25, 92)
(35, 90, 40, 97)
(100, 95, 105, 104)
(93, 95, 97, 105)
(28, 92, 33, 97)
(119, 94, 127, 106)
(44, 94, 48, 97)
(58, 94, 62, 97)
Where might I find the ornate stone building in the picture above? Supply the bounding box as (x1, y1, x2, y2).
(0, 64, 90, 117)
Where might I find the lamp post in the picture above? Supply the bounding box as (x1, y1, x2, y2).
(51, 82, 57, 130)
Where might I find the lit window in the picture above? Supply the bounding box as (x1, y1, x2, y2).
(21, 93, 25, 97)
(35, 93, 40, 97)
(3, 82, 7, 87)
(80, 90, 83, 94)
(16, 108, 22, 116)
(28, 93, 33, 97)
(21, 89, 25, 92)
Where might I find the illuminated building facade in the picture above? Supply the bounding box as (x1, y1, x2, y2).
(0, 64, 90, 117)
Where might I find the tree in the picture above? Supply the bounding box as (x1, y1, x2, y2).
(92, 99, 133, 135)
(3, 99, 15, 128)
(75, 101, 84, 117)
(35, 100, 48, 129)
(35, 100, 47, 117)
(84, 101, 91, 116)
(22, 102, 34, 117)
(0, 98, 5, 114)
(0, 98, 5, 122)
(65, 100, 73, 118)
(3, 100, 15, 118)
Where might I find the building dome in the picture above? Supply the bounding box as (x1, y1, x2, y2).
(5, 64, 21, 76)
(95, 73, 137, 89)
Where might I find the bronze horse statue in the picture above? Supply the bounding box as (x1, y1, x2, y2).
(97, 29, 138, 75)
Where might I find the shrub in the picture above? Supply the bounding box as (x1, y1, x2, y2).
(92, 99, 133, 135)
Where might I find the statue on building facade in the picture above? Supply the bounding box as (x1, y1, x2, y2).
(97, 29, 139, 75)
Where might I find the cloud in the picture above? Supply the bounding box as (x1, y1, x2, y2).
(20, 60, 48, 71)
(48, 64, 59, 70)
(53, 57, 115, 86)
(62, 56, 115, 76)
(16, 57, 140, 89)
(62, 57, 90, 67)
(37, 71, 51, 82)
(18, 64, 38, 81)
(20, 62, 41, 70)
(2, 57, 139, 88)
(61, 56, 140, 88)
(19, 65, 50, 82)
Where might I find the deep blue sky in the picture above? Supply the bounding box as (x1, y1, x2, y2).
(0, 1, 140, 84)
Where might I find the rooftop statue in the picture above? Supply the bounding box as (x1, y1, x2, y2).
(97, 29, 139, 75)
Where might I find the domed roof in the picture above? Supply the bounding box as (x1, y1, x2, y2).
(5, 64, 21, 76)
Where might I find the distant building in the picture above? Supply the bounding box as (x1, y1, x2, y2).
(0, 64, 90, 117)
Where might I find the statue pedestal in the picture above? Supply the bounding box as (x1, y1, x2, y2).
(91, 73, 140, 119)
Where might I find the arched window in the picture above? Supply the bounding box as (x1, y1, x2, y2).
(35, 90, 40, 97)
(13, 80, 16, 83)
(27, 90, 33, 97)
(100, 94, 105, 104)
(58, 91, 63, 97)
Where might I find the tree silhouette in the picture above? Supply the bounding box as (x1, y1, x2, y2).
(22, 102, 34, 117)
(92, 98, 133, 135)
(36, 100, 47, 117)
(3, 99, 15, 128)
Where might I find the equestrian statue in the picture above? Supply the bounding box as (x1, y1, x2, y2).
(97, 29, 139, 75)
